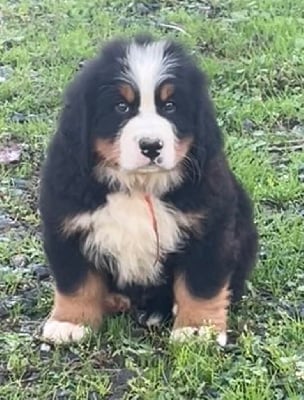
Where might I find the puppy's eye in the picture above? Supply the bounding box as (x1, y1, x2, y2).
(163, 101, 176, 114)
(115, 102, 130, 114)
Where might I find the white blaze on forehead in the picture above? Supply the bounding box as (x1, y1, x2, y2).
(117, 40, 180, 173)
(123, 40, 177, 112)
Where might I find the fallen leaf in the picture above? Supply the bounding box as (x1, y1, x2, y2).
(0, 65, 13, 83)
(292, 124, 304, 136)
(0, 142, 22, 164)
(11, 112, 27, 123)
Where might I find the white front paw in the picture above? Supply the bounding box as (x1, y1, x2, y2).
(42, 320, 88, 344)
(170, 326, 227, 346)
(170, 326, 199, 341)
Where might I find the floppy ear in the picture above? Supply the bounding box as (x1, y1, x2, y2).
(192, 71, 223, 167)
(57, 72, 91, 175)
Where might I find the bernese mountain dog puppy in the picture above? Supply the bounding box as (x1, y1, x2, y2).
(39, 35, 258, 345)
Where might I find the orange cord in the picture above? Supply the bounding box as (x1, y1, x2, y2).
(144, 194, 160, 266)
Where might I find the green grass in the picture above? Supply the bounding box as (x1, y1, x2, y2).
(0, 0, 304, 398)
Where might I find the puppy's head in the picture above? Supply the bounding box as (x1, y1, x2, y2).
(60, 35, 222, 191)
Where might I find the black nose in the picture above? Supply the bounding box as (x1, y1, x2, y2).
(139, 138, 164, 160)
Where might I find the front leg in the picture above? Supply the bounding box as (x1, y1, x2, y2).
(43, 271, 130, 344)
(169, 226, 237, 346)
(171, 275, 230, 346)
(43, 270, 106, 344)
(42, 230, 130, 344)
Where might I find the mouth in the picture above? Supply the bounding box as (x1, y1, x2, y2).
(124, 162, 172, 174)
(136, 166, 162, 173)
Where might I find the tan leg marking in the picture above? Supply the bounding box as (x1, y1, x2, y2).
(104, 293, 131, 314)
(42, 271, 108, 344)
(171, 275, 230, 346)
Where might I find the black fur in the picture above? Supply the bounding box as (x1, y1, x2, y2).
(39, 35, 258, 326)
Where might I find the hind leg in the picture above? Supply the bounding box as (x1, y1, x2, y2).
(129, 282, 173, 328)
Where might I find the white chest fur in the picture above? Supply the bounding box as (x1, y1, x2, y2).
(65, 192, 189, 287)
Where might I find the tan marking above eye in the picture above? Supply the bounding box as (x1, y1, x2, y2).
(119, 83, 135, 103)
(160, 83, 175, 102)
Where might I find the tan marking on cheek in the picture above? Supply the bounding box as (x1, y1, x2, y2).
(119, 83, 135, 103)
(49, 271, 108, 329)
(160, 83, 174, 101)
(175, 138, 193, 162)
(173, 275, 230, 333)
(94, 138, 120, 167)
